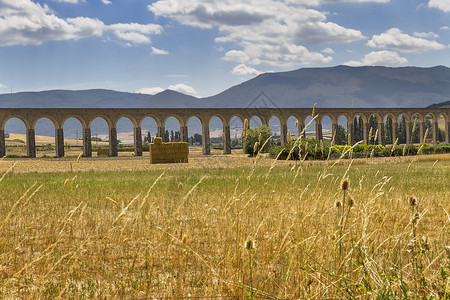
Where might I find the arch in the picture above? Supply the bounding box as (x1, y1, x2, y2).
(90, 117, 110, 155)
(164, 116, 181, 142)
(3, 117, 27, 157)
(1, 115, 31, 130)
(116, 117, 134, 155)
(383, 114, 395, 145)
(34, 117, 56, 157)
(397, 114, 408, 144)
(321, 115, 332, 143)
(336, 115, 349, 145)
(437, 113, 446, 143)
(187, 116, 202, 150)
(229, 115, 243, 149)
(304, 115, 316, 139)
(411, 114, 421, 144)
(268, 116, 281, 141)
(351, 114, 365, 144)
(63, 117, 83, 156)
(367, 114, 379, 145)
(286, 115, 299, 141)
(249, 115, 263, 128)
(141, 117, 158, 144)
(209, 116, 224, 152)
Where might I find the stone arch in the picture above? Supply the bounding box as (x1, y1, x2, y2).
(437, 113, 447, 143)
(424, 113, 438, 145)
(141, 116, 158, 143)
(367, 114, 380, 145)
(34, 117, 57, 157)
(63, 117, 84, 156)
(396, 113, 409, 144)
(383, 113, 396, 145)
(1, 115, 31, 130)
(116, 117, 135, 155)
(186, 116, 203, 154)
(249, 115, 263, 128)
(90, 117, 110, 156)
(286, 115, 299, 141)
(268, 116, 281, 142)
(319, 115, 331, 142)
(209, 115, 225, 153)
(164, 116, 182, 143)
(229, 115, 244, 150)
(336, 115, 349, 145)
(2, 117, 28, 158)
(304, 115, 317, 139)
(410, 113, 423, 144)
(350, 114, 366, 144)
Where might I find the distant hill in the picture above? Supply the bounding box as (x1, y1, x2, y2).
(205, 65, 450, 108)
(2, 65, 450, 137)
(0, 89, 205, 108)
(427, 100, 450, 108)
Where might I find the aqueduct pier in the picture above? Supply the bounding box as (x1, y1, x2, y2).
(0, 107, 449, 158)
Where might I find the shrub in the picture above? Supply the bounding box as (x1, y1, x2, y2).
(243, 125, 272, 156)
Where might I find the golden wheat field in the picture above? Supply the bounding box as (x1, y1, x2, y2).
(0, 152, 449, 299)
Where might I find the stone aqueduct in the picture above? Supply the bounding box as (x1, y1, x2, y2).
(0, 107, 449, 158)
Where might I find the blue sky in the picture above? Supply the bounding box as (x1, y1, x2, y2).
(0, 0, 449, 98)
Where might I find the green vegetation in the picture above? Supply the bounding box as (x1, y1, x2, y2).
(270, 138, 450, 160)
(243, 124, 272, 155)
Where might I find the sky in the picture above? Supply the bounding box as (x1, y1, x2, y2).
(0, 0, 449, 98)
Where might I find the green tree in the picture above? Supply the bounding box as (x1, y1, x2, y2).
(385, 116, 393, 144)
(335, 125, 347, 145)
(398, 116, 406, 144)
(368, 115, 378, 144)
(243, 125, 272, 156)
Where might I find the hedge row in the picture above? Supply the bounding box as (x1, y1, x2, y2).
(269, 139, 450, 160)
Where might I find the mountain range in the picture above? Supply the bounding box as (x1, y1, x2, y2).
(1, 65, 449, 138)
(1, 65, 450, 109)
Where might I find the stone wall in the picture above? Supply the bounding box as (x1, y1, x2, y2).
(150, 137, 188, 164)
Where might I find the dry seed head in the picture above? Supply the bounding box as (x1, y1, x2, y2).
(402, 144, 407, 156)
(64, 178, 69, 186)
(287, 130, 291, 144)
(412, 118, 417, 133)
(335, 201, 342, 208)
(341, 178, 350, 191)
(348, 196, 354, 207)
(374, 128, 378, 142)
(181, 234, 188, 245)
(243, 119, 249, 137)
(254, 142, 259, 153)
(295, 120, 299, 127)
(423, 128, 429, 142)
(178, 182, 183, 189)
(244, 239, 256, 250)
(312, 103, 317, 118)
(409, 196, 417, 206)
(368, 127, 373, 141)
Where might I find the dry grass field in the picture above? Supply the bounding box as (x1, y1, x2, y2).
(0, 151, 449, 299)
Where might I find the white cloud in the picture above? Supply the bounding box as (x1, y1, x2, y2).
(102, 0, 112, 4)
(223, 50, 249, 63)
(50, 0, 81, 3)
(0, 0, 162, 47)
(413, 32, 439, 39)
(322, 47, 335, 54)
(441, 26, 450, 31)
(148, 0, 362, 67)
(167, 84, 197, 95)
(137, 87, 165, 95)
(138, 84, 197, 95)
(367, 28, 446, 53)
(343, 50, 408, 66)
(429, 0, 450, 12)
(231, 64, 262, 76)
(151, 47, 169, 55)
